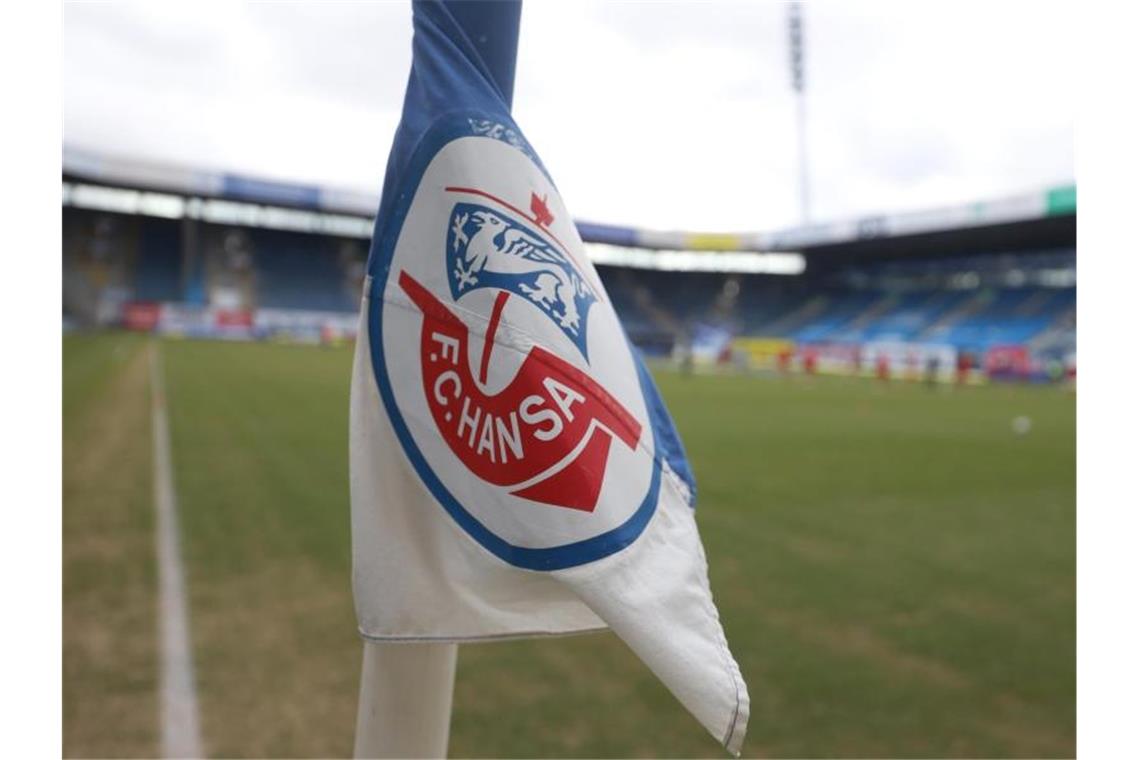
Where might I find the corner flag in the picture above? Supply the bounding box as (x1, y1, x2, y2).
(350, 1, 750, 753)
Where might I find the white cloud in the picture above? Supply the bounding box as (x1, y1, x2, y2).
(63, 1, 1074, 231)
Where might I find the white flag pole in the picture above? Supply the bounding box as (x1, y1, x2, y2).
(353, 640, 458, 759)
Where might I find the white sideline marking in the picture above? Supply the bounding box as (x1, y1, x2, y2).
(151, 344, 204, 758)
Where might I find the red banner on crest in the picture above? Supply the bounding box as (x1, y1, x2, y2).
(399, 271, 641, 512)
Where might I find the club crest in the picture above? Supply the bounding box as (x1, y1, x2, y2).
(369, 123, 663, 570)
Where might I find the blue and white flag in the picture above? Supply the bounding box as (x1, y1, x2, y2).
(350, 1, 749, 752)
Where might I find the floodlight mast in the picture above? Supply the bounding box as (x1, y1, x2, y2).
(789, 1, 810, 224)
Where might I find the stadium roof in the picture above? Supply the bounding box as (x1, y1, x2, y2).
(63, 145, 1074, 255)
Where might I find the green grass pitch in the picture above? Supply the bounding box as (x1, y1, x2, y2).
(64, 334, 1075, 757)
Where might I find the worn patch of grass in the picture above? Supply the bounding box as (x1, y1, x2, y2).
(161, 340, 358, 758)
(63, 334, 158, 758)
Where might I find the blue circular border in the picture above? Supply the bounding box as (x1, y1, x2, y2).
(366, 112, 662, 571)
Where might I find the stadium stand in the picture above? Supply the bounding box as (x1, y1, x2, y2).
(64, 203, 1075, 363)
(61, 152, 1076, 379)
(595, 249, 1075, 357)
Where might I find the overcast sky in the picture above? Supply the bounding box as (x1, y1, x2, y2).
(63, 1, 1075, 231)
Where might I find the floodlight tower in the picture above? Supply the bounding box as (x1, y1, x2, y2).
(788, 1, 810, 224)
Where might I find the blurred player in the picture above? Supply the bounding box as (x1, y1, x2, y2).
(956, 351, 972, 386)
(803, 347, 818, 376)
(925, 355, 940, 388)
(876, 352, 890, 383)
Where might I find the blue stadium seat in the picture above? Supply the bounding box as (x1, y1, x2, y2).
(251, 230, 357, 312)
(135, 218, 182, 302)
